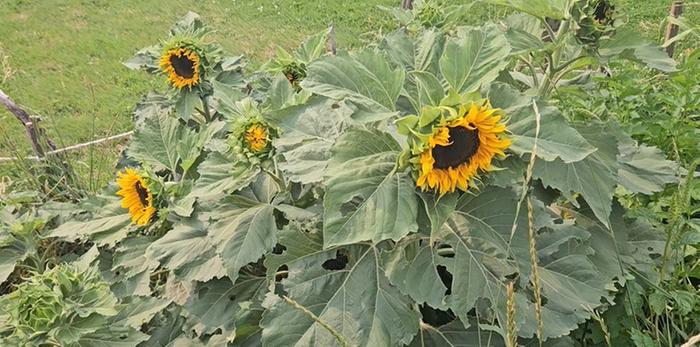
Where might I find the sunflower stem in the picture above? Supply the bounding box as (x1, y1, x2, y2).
(201, 95, 212, 122)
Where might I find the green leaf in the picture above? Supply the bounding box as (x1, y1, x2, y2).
(129, 113, 223, 176)
(439, 24, 510, 93)
(112, 296, 171, 330)
(205, 194, 277, 282)
(123, 45, 160, 72)
(174, 90, 200, 122)
(261, 246, 420, 347)
(145, 216, 225, 283)
(441, 187, 613, 339)
(323, 129, 419, 247)
(381, 29, 444, 76)
(382, 242, 448, 309)
(503, 14, 545, 55)
(301, 50, 405, 120)
(263, 220, 323, 279)
(629, 329, 658, 347)
(49, 194, 132, 247)
(408, 320, 505, 347)
(410, 71, 446, 108)
(269, 97, 353, 184)
(489, 83, 596, 163)
(534, 122, 620, 227)
(617, 137, 678, 194)
(482, 0, 575, 20)
(73, 326, 150, 347)
(184, 275, 266, 338)
(189, 145, 260, 202)
(599, 28, 677, 72)
(576, 201, 666, 285)
(417, 192, 458, 242)
(0, 224, 32, 283)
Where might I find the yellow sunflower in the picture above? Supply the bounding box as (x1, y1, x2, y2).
(116, 168, 156, 226)
(244, 123, 269, 153)
(416, 102, 510, 195)
(159, 47, 201, 89)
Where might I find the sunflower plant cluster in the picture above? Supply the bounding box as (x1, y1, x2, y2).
(0, 262, 149, 345)
(6, 2, 695, 347)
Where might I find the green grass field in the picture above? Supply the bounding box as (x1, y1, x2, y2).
(0, 0, 697, 188)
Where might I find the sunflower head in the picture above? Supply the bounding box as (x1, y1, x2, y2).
(574, 0, 617, 46)
(282, 61, 307, 90)
(244, 123, 270, 153)
(228, 99, 277, 162)
(116, 168, 156, 226)
(159, 45, 202, 89)
(407, 102, 511, 195)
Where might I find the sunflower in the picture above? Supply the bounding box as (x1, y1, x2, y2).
(159, 47, 201, 89)
(244, 123, 269, 153)
(116, 168, 156, 226)
(415, 102, 510, 195)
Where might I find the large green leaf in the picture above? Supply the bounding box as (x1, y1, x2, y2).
(301, 50, 405, 121)
(205, 194, 277, 282)
(408, 320, 505, 347)
(382, 240, 449, 309)
(323, 129, 419, 248)
(381, 29, 445, 75)
(574, 201, 665, 284)
(129, 113, 224, 176)
(617, 137, 678, 194)
(261, 246, 420, 347)
(189, 144, 260, 202)
(184, 275, 266, 339)
(439, 24, 510, 93)
(49, 194, 132, 247)
(112, 296, 171, 330)
(145, 216, 225, 283)
(488, 83, 596, 163)
(599, 28, 677, 72)
(264, 216, 324, 279)
(481, 0, 575, 20)
(269, 97, 353, 184)
(534, 122, 620, 227)
(438, 187, 614, 339)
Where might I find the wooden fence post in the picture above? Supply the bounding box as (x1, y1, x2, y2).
(327, 24, 337, 56)
(664, 1, 684, 57)
(401, 0, 413, 10)
(0, 88, 46, 159)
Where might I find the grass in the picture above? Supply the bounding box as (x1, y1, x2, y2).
(0, 0, 698, 189)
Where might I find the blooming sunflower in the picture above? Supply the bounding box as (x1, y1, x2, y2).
(415, 102, 510, 195)
(116, 168, 156, 226)
(159, 47, 201, 89)
(244, 123, 269, 153)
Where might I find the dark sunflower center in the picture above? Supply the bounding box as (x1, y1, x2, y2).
(170, 54, 196, 78)
(431, 126, 480, 169)
(593, 1, 612, 22)
(134, 181, 150, 207)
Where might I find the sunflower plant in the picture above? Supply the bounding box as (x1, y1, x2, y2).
(28, 3, 695, 347)
(125, 12, 246, 123)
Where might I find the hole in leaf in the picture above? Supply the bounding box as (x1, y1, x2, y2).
(276, 265, 289, 282)
(229, 295, 237, 301)
(331, 103, 340, 109)
(437, 265, 452, 295)
(419, 304, 457, 327)
(272, 244, 287, 255)
(322, 250, 349, 271)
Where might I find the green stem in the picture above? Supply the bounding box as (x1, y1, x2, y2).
(201, 95, 212, 122)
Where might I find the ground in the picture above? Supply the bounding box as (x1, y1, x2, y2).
(0, 0, 697, 187)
